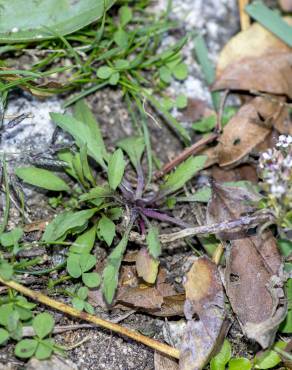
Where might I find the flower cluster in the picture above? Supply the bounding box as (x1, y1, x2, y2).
(258, 135, 292, 230)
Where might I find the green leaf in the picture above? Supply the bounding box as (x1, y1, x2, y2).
(160, 155, 207, 196)
(82, 272, 101, 288)
(77, 286, 89, 300)
(97, 215, 116, 246)
(245, 1, 292, 47)
(102, 233, 129, 304)
(15, 339, 38, 358)
(229, 358, 251, 370)
(0, 303, 14, 326)
(67, 254, 82, 278)
(0, 260, 13, 280)
(72, 297, 85, 311)
(279, 279, 292, 333)
(117, 136, 145, 169)
(255, 341, 286, 369)
(119, 6, 132, 27)
(114, 59, 130, 70)
(7, 310, 20, 333)
(15, 167, 69, 192)
(192, 115, 216, 133)
(172, 62, 188, 80)
(178, 186, 212, 203)
(0, 227, 23, 247)
(42, 208, 96, 242)
(210, 339, 232, 370)
(159, 66, 172, 84)
(175, 94, 188, 109)
(50, 112, 106, 168)
(161, 97, 174, 111)
(35, 339, 53, 360)
(79, 254, 96, 272)
(0, 0, 116, 43)
(108, 149, 126, 190)
(70, 226, 96, 255)
(146, 227, 161, 259)
(109, 72, 120, 85)
(33, 313, 54, 339)
(84, 302, 95, 314)
(114, 28, 128, 48)
(97, 66, 114, 79)
(0, 328, 9, 345)
(79, 185, 111, 203)
(193, 34, 220, 110)
(74, 99, 108, 161)
(278, 239, 292, 257)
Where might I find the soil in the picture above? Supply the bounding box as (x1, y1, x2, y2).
(0, 1, 252, 369)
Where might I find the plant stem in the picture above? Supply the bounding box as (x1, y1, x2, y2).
(141, 208, 190, 228)
(0, 277, 180, 359)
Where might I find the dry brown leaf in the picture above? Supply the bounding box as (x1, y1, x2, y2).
(211, 164, 258, 183)
(213, 52, 292, 99)
(136, 247, 159, 284)
(207, 183, 287, 348)
(154, 351, 179, 370)
(217, 19, 292, 75)
(217, 97, 274, 168)
(179, 256, 225, 370)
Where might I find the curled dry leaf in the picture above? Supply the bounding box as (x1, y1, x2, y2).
(207, 183, 287, 348)
(136, 247, 159, 284)
(179, 256, 226, 370)
(213, 52, 292, 99)
(216, 18, 292, 75)
(216, 97, 285, 168)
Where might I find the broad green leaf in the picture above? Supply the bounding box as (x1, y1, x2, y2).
(0, 303, 14, 326)
(210, 339, 232, 370)
(15, 339, 38, 358)
(50, 113, 106, 168)
(84, 302, 95, 314)
(0, 227, 23, 247)
(97, 215, 116, 246)
(159, 66, 172, 84)
(0, 328, 9, 345)
(79, 254, 96, 272)
(15, 167, 69, 192)
(72, 152, 88, 187)
(72, 297, 85, 311)
(172, 62, 188, 80)
(108, 149, 126, 190)
(254, 341, 286, 369)
(57, 150, 78, 180)
(109, 72, 120, 85)
(114, 28, 128, 48)
(160, 155, 207, 196)
(79, 185, 111, 203)
(117, 136, 145, 169)
(102, 233, 129, 304)
(245, 1, 292, 47)
(97, 66, 114, 79)
(0, 260, 13, 280)
(33, 313, 54, 339)
(35, 339, 53, 360)
(42, 208, 96, 242)
(278, 239, 292, 257)
(67, 254, 82, 278)
(77, 286, 89, 300)
(70, 226, 96, 254)
(229, 358, 251, 370)
(79, 144, 96, 186)
(146, 227, 161, 259)
(82, 272, 101, 288)
(119, 6, 132, 27)
(175, 94, 187, 109)
(0, 0, 116, 43)
(7, 310, 20, 333)
(193, 115, 216, 133)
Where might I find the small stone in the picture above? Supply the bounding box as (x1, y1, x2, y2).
(26, 356, 79, 370)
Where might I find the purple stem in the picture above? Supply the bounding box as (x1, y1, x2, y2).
(140, 208, 190, 228)
(119, 179, 134, 201)
(138, 217, 146, 235)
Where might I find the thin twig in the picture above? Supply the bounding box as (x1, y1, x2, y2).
(238, 0, 251, 31)
(0, 278, 180, 359)
(154, 132, 218, 180)
(128, 213, 273, 245)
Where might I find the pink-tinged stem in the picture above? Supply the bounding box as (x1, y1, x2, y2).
(141, 208, 190, 228)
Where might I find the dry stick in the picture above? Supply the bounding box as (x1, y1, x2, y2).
(154, 132, 218, 180)
(128, 213, 273, 245)
(238, 0, 250, 31)
(0, 277, 180, 359)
